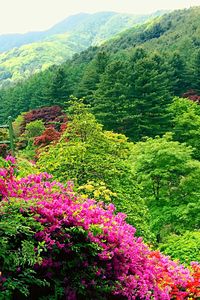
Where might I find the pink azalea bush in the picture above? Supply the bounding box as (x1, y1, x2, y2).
(0, 156, 199, 299)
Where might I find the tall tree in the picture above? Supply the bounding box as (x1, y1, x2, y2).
(38, 98, 151, 238)
(127, 51, 172, 140)
(169, 97, 200, 160)
(77, 51, 109, 102)
(193, 49, 200, 93)
(131, 134, 200, 241)
(169, 52, 189, 96)
(45, 66, 73, 106)
(93, 58, 131, 133)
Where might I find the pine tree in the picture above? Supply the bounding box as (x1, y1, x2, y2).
(127, 51, 172, 140)
(46, 67, 73, 106)
(93, 59, 130, 132)
(77, 51, 109, 102)
(193, 50, 200, 94)
(169, 52, 189, 96)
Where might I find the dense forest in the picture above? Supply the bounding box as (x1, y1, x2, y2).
(0, 6, 200, 300)
(1, 7, 200, 135)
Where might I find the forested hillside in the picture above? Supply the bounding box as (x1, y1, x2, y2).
(0, 6, 200, 299)
(1, 6, 200, 139)
(0, 11, 163, 88)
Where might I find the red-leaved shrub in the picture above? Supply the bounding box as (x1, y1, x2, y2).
(182, 90, 200, 103)
(20, 106, 67, 133)
(34, 127, 61, 147)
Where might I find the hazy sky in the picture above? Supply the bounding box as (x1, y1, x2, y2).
(0, 0, 199, 34)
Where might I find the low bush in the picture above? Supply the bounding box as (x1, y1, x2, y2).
(0, 156, 199, 299)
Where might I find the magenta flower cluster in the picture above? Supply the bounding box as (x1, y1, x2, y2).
(0, 156, 198, 299)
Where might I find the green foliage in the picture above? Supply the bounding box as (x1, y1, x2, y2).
(18, 140, 37, 161)
(13, 114, 25, 137)
(127, 50, 172, 140)
(16, 120, 45, 160)
(169, 52, 190, 96)
(131, 133, 200, 240)
(193, 49, 200, 93)
(16, 157, 39, 178)
(0, 7, 200, 264)
(159, 231, 200, 265)
(169, 97, 200, 159)
(0, 199, 47, 298)
(77, 51, 109, 101)
(2, 7, 200, 141)
(0, 129, 8, 141)
(46, 67, 73, 106)
(38, 99, 151, 239)
(24, 120, 45, 139)
(93, 58, 130, 133)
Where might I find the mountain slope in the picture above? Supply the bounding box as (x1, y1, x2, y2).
(0, 11, 163, 88)
(0, 13, 90, 53)
(1, 7, 200, 134)
(103, 6, 200, 58)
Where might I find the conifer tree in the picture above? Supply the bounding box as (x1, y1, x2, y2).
(193, 49, 200, 93)
(169, 52, 189, 96)
(93, 59, 130, 133)
(127, 51, 172, 140)
(77, 51, 109, 102)
(46, 67, 72, 106)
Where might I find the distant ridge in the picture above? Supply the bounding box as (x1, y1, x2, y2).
(0, 10, 164, 87)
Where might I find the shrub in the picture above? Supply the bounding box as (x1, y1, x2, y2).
(34, 127, 61, 148)
(0, 156, 199, 299)
(21, 106, 66, 133)
(24, 120, 45, 139)
(0, 144, 8, 158)
(159, 231, 200, 265)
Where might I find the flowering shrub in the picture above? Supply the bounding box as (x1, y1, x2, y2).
(0, 157, 199, 299)
(170, 263, 200, 299)
(186, 263, 200, 298)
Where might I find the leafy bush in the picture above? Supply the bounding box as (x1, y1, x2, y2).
(169, 97, 200, 160)
(18, 140, 37, 161)
(159, 231, 200, 265)
(21, 106, 66, 133)
(0, 156, 199, 299)
(0, 199, 48, 299)
(15, 157, 39, 178)
(13, 114, 25, 138)
(0, 144, 8, 158)
(34, 127, 61, 148)
(24, 120, 45, 139)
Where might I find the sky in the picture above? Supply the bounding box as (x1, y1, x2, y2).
(0, 0, 199, 34)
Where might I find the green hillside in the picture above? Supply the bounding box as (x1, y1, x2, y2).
(0, 11, 163, 88)
(1, 6, 200, 130)
(104, 6, 200, 58)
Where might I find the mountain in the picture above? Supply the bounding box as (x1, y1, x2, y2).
(1, 6, 200, 133)
(0, 11, 164, 88)
(0, 13, 90, 53)
(103, 6, 200, 58)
